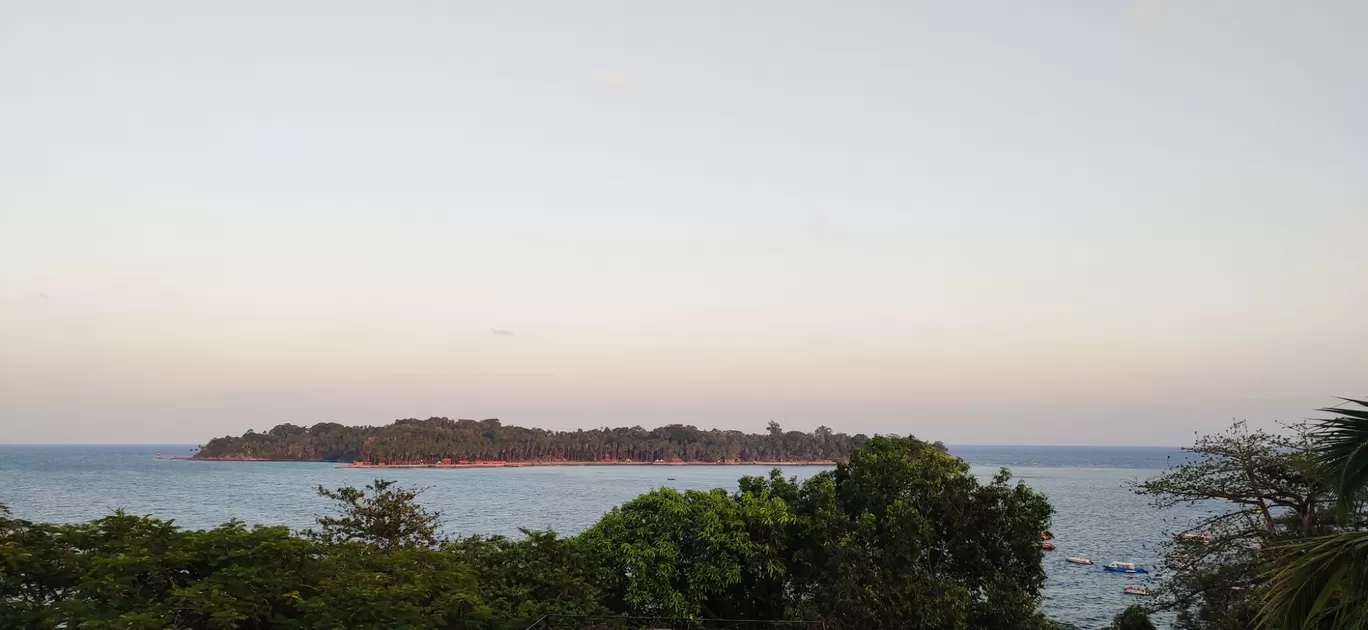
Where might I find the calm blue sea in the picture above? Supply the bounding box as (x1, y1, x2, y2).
(0, 444, 1205, 629)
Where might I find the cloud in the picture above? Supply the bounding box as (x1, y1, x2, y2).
(34, 292, 50, 300)
(592, 71, 633, 91)
(490, 328, 515, 336)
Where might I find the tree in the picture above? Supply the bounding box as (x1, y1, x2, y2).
(0, 505, 80, 630)
(1260, 398, 1368, 630)
(310, 479, 442, 550)
(579, 484, 793, 620)
(784, 436, 1056, 630)
(1, 500, 492, 630)
(1133, 420, 1342, 630)
(576, 436, 1054, 629)
(1109, 605, 1157, 630)
(301, 545, 489, 630)
(27, 513, 318, 630)
(1135, 404, 1368, 630)
(448, 529, 609, 625)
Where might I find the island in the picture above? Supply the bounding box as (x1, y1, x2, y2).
(189, 417, 943, 467)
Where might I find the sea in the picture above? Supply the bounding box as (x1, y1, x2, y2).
(0, 444, 1207, 629)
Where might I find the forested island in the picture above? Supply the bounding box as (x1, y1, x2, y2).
(192, 418, 925, 465)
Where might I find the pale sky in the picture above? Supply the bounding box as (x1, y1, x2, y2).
(1, 0, 1365, 445)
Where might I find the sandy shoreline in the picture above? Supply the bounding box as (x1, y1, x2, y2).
(334, 460, 838, 469)
(180, 457, 838, 468)
(175, 457, 332, 462)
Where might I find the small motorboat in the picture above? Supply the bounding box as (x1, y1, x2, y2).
(1065, 555, 1093, 565)
(1040, 541, 1056, 550)
(1104, 561, 1148, 574)
(1124, 585, 1151, 596)
(1178, 531, 1212, 544)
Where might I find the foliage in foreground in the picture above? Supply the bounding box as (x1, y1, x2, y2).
(1134, 397, 1368, 630)
(1, 436, 1052, 629)
(1259, 398, 1368, 630)
(1109, 605, 1158, 630)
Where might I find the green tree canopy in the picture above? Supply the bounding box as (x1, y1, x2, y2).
(1259, 398, 1368, 630)
(1109, 605, 1157, 630)
(309, 478, 443, 549)
(1135, 400, 1368, 630)
(579, 436, 1055, 629)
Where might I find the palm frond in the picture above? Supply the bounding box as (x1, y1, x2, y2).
(1258, 532, 1368, 630)
(1310, 399, 1368, 512)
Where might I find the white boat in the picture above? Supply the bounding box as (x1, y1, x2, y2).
(1104, 561, 1148, 574)
(1178, 531, 1212, 544)
(1124, 585, 1151, 596)
(1065, 555, 1093, 565)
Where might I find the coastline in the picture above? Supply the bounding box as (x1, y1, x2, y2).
(183, 456, 837, 467)
(179, 456, 839, 468)
(177, 456, 334, 462)
(334, 460, 838, 469)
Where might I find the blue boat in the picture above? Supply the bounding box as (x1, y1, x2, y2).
(1104, 561, 1148, 574)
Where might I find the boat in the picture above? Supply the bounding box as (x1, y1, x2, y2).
(1104, 561, 1148, 574)
(1040, 541, 1056, 550)
(155, 452, 162, 460)
(1041, 530, 1054, 541)
(1065, 556, 1093, 565)
(1124, 585, 1151, 596)
(1178, 531, 1212, 544)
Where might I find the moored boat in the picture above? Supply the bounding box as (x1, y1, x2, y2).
(1124, 585, 1150, 596)
(1104, 561, 1148, 574)
(1065, 555, 1093, 565)
(1177, 531, 1212, 544)
(1040, 541, 1056, 550)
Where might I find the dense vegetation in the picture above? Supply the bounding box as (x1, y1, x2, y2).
(1109, 606, 1158, 630)
(1134, 398, 1368, 630)
(2, 435, 1056, 630)
(1260, 398, 1368, 629)
(193, 418, 898, 464)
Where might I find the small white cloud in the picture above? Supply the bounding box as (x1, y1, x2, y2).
(490, 328, 515, 336)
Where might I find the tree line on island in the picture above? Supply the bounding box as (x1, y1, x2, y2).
(193, 418, 946, 464)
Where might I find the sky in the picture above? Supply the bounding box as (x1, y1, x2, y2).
(1, 0, 1365, 446)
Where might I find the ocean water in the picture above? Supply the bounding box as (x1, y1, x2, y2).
(0, 444, 1205, 629)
